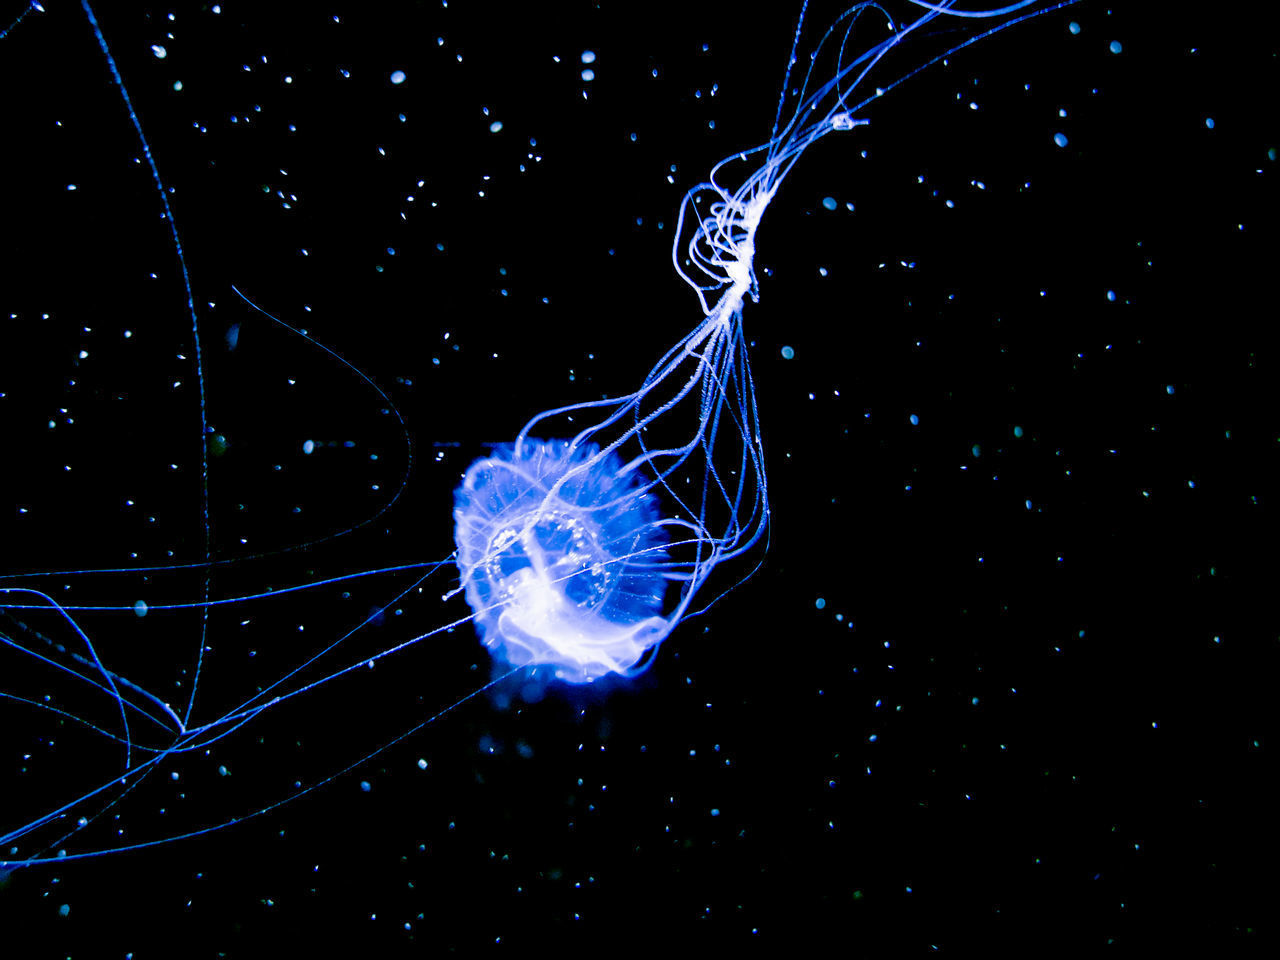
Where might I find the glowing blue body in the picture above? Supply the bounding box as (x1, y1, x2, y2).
(454, 440, 670, 682)
(446, 0, 1074, 683)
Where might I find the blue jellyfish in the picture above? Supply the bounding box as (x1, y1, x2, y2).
(450, 0, 1072, 683)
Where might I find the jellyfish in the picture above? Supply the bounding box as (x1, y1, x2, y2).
(449, 0, 1078, 682)
(0, 0, 1083, 866)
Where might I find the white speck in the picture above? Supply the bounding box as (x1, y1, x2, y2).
(390, 69, 406, 85)
(151, 44, 167, 59)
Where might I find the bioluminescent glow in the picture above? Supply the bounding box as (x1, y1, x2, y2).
(448, 0, 1081, 682)
(454, 439, 672, 682)
(0, 0, 1079, 863)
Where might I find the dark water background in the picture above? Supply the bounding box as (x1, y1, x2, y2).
(1, 0, 1277, 952)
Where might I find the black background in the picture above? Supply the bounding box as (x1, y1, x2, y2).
(1, 0, 1277, 954)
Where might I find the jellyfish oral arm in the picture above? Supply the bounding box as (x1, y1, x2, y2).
(494, 563, 670, 681)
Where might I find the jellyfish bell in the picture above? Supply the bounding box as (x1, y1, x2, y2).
(453, 438, 674, 683)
